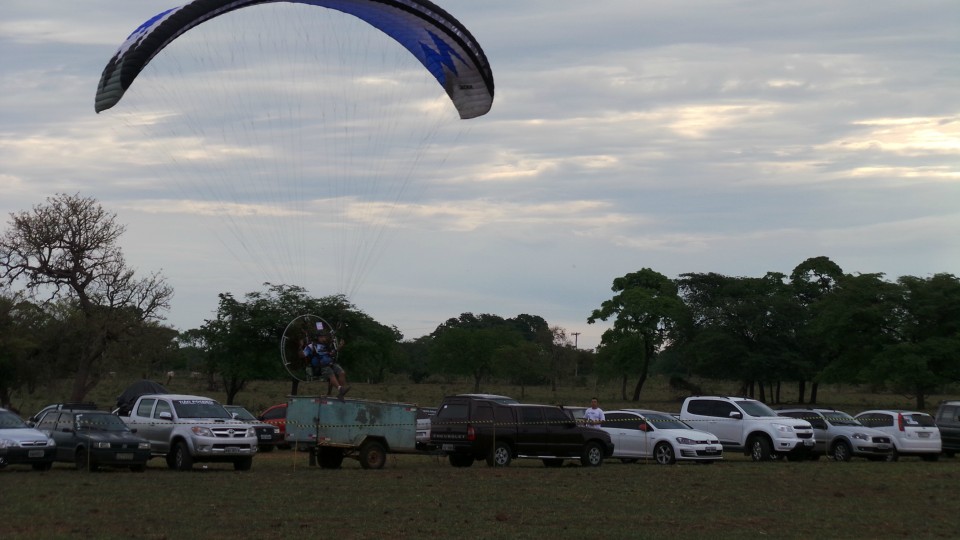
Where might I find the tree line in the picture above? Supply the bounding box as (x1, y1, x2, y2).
(1, 194, 957, 410)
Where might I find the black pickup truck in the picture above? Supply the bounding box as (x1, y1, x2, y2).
(429, 394, 614, 467)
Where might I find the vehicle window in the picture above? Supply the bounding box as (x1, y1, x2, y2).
(262, 407, 286, 420)
(474, 403, 495, 424)
(858, 413, 892, 428)
(685, 399, 713, 416)
(938, 405, 959, 423)
(56, 413, 73, 432)
(520, 407, 543, 426)
(154, 400, 172, 419)
(737, 400, 777, 417)
(542, 408, 570, 425)
(435, 403, 468, 421)
(226, 407, 257, 421)
(711, 401, 738, 418)
(494, 406, 516, 429)
(136, 398, 156, 417)
(35, 412, 58, 431)
(904, 413, 937, 427)
(645, 413, 689, 430)
(822, 412, 859, 427)
(173, 399, 230, 419)
(601, 412, 630, 429)
(0, 410, 28, 429)
(85, 413, 128, 432)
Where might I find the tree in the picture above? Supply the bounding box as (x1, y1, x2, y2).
(0, 290, 48, 410)
(789, 256, 844, 403)
(0, 194, 173, 401)
(588, 269, 687, 401)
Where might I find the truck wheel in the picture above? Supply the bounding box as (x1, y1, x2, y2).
(486, 441, 512, 467)
(581, 441, 604, 467)
(448, 454, 475, 468)
(319, 447, 344, 469)
(172, 441, 194, 471)
(75, 448, 98, 472)
(653, 442, 676, 465)
(359, 441, 387, 469)
(234, 457, 253, 471)
(748, 435, 772, 462)
(832, 441, 852, 462)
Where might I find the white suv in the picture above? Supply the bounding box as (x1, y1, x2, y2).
(777, 407, 893, 461)
(679, 396, 815, 461)
(854, 409, 941, 461)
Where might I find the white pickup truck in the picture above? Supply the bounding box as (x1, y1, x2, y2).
(119, 393, 258, 470)
(679, 396, 816, 461)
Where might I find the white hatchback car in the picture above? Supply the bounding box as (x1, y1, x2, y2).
(853, 409, 941, 461)
(601, 409, 722, 464)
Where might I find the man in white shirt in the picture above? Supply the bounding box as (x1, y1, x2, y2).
(583, 397, 605, 426)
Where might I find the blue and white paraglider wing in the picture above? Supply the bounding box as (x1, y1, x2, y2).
(95, 0, 494, 119)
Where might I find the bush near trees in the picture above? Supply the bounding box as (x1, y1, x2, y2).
(2, 195, 957, 410)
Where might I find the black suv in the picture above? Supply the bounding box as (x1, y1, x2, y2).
(935, 400, 960, 457)
(430, 395, 614, 467)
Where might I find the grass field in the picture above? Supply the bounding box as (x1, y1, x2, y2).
(3, 376, 959, 539)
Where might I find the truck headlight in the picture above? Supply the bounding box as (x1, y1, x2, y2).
(191, 426, 214, 437)
(773, 423, 796, 434)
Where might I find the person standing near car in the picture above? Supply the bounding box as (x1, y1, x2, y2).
(584, 397, 605, 427)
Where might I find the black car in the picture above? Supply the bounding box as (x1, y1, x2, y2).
(935, 400, 960, 457)
(224, 405, 282, 452)
(34, 409, 151, 471)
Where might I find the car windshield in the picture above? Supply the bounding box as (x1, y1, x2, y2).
(225, 407, 256, 421)
(738, 400, 777, 417)
(644, 413, 690, 430)
(823, 411, 860, 427)
(77, 413, 130, 432)
(0, 411, 28, 429)
(173, 399, 231, 419)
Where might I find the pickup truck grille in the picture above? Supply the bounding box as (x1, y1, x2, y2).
(211, 427, 250, 438)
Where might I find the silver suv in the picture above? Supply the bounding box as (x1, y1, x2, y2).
(777, 407, 893, 461)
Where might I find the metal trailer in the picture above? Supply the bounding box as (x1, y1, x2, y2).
(285, 395, 420, 469)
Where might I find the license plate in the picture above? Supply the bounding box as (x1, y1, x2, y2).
(226, 447, 240, 453)
(704, 447, 718, 453)
(259, 435, 272, 440)
(803, 439, 814, 446)
(876, 444, 890, 450)
(919, 432, 930, 438)
(116, 453, 134, 460)
(442, 444, 454, 451)
(28, 449, 44, 458)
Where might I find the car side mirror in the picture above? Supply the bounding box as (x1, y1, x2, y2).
(729, 411, 742, 420)
(158, 411, 173, 421)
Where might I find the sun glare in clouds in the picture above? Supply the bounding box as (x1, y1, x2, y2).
(844, 116, 960, 154)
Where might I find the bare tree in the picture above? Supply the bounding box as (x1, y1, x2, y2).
(0, 193, 173, 400)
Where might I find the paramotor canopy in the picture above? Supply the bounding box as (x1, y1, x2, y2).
(95, 0, 494, 119)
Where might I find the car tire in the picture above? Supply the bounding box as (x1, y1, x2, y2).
(653, 442, 676, 465)
(832, 441, 852, 462)
(359, 440, 387, 469)
(172, 441, 194, 471)
(748, 435, 773, 462)
(885, 449, 899, 462)
(580, 441, 604, 467)
(448, 454, 475, 468)
(485, 441, 512, 467)
(75, 448, 97, 472)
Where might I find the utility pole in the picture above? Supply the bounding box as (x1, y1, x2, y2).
(571, 332, 581, 377)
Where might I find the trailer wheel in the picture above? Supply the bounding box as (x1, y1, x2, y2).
(319, 447, 344, 469)
(359, 440, 387, 469)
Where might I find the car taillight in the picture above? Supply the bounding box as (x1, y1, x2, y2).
(467, 425, 476, 441)
(897, 413, 905, 431)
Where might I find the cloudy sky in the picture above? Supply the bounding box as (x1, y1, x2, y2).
(3, 1, 958, 350)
